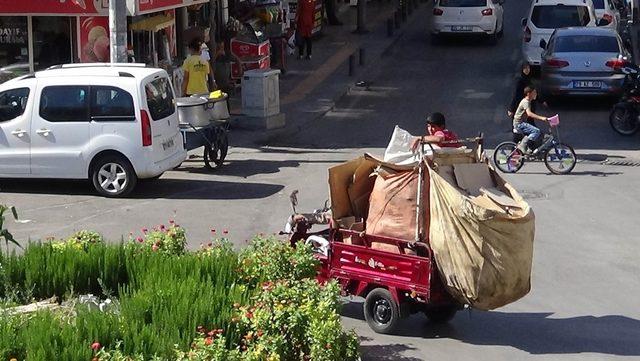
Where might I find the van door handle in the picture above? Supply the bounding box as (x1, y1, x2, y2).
(11, 129, 27, 137)
(36, 128, 51, 136)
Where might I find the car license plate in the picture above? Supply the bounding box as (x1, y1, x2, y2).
(162, 138, 175, 151)
(574, 81, 601, 88)
(451, 26, 472, 32)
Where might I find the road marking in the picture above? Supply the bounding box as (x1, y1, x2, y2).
(281, 44, 356, 105)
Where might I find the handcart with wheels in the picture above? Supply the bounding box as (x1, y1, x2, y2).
(176, 92, 230, 170)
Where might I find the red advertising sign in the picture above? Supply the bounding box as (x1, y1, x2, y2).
(0, 0, 109, 15)
(78, 16, 110, 62)
(137, 0, 182, 12)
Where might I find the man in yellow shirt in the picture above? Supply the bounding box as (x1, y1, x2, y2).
(182, 39, 213, 96)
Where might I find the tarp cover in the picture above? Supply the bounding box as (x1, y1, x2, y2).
(428, 163, 535, 310)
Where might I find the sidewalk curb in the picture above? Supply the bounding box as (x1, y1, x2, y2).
(241, 2, 427, 146)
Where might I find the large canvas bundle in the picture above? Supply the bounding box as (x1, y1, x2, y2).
(428, 159, 535, 310)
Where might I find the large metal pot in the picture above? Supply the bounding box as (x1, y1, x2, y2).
(176, 97, 210, 127)
(190, 93, 230, 121)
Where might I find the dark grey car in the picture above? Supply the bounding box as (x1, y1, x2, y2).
(540, 27, 630, 97)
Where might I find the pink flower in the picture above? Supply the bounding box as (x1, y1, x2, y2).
(91, 342, 101, 351)
(207, 242, 213, 247)
(223, 229, 229, 235)
(204, 337, 213, 346)
(136, 237, 144, 243)
(169, 219, 175, 224)
(210, 229, 216, 234)
(142, 228, 148, 234)
(160, 224, 166, 230)
(152, 244, 159, 252)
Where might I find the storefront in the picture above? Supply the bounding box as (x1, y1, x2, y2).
(0, 0, 210, 80)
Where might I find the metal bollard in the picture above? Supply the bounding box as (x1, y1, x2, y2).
(359, 48, 366, 66)
(394, 10, 401, 28)
(349, 54, 356, 76)
(387, 18, 394, 36)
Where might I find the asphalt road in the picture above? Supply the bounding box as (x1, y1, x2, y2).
(2, 2, 640, 360)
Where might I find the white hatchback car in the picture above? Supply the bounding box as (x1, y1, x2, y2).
(593, 0, 620, 30)
(522, 0, 600, 66)
(0, 64, 186, 197)
(431, 0, 505, 43)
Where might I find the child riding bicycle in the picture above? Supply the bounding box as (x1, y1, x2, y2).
(513, 87, 550, 154)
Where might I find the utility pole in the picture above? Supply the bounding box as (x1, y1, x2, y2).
(109, 0, 128, 63)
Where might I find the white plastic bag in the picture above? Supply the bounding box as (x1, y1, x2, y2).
(287, 32, 296, 55)
(383, 125, 433, 165)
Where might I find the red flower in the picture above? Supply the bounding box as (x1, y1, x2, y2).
(257, 330, 264, 337)
(223, 229, 229, 234)
(91, 342, 101, 351)
(136, 237, 144, 243)
(207, 330, 215, 337)
(204, 337, 213, 346)
(169, 219, 175, 224)
(245, 311, 253, 319)
(142, 228, 148, 233)
(207, 242, 213, 247)
(160, 224, 166, 230)
(210, 229, 216, 234)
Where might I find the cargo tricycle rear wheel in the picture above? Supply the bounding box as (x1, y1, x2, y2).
(364, 288, 401, 334)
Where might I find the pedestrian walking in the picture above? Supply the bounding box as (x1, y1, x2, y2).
(296, 0, 316, 60)
(182, 38, 214, 96)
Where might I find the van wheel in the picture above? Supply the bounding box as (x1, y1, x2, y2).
(424, 305, 458, 324)
(364, 288, 401, 334)
(91, 155, 137, 197)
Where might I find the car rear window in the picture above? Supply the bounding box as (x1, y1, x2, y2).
(439, 0, 486, 7)
(593, 0, 604, 9)
(553, 35, 620, 52)
(91, 86, 135, 121)
(531, 5, 591, 28)
(145, 77, 175, 121)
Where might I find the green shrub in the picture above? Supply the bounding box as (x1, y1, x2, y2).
(128, 223, 187, 256)
(239, 237, 319, 287)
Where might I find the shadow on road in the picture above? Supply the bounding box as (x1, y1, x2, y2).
(345, 307, 640, 357)
(0, 178, 284, 200)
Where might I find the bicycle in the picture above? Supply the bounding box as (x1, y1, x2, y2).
(493, 115, 577, 174)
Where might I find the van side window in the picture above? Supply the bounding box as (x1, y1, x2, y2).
(145, 77, 175, 121)
(0, 88, 30, 122)
(90, 86, 135, 121)
(39, 86, 89, 122)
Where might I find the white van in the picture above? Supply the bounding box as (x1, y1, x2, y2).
(522, 0, 600, 66)
(0, 63, 186, 197)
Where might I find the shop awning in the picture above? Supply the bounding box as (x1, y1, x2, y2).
(129, 15, 175, 32)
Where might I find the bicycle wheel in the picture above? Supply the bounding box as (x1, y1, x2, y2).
(544, 143, 576, 174)
(493, 142, 525, 173)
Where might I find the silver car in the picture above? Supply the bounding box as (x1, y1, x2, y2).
(540, 27, 630, 97)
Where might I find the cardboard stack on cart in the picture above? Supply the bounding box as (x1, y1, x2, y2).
(328, 128, 535, 310)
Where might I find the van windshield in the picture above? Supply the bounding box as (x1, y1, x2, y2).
(439, 0, 486, 7)
(145, 77, 175, 121)
(531, 5, 591, 29)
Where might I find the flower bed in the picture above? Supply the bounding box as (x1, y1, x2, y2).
(0, 227, 359, 361)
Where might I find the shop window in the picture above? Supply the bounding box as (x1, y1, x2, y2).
(0, 17, 29, 83)
(40, 86, 89, 122)
(32, 17, 72, 70)
(0, 87, 29, 122)
(90, 86, 135, 122)
(145, 77, 175, 121)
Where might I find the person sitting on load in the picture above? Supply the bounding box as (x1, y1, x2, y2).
(411, 112, 460, 151)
